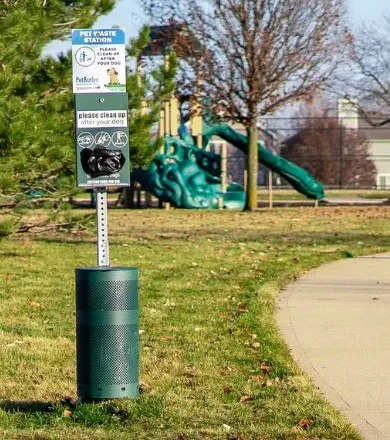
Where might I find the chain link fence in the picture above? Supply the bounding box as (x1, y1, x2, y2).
(211, 117, 390, 190)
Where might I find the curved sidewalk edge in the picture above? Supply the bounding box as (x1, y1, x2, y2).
(278, 254, 390, 440)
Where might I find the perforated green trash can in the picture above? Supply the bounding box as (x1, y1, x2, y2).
(75, 267, 139, 400)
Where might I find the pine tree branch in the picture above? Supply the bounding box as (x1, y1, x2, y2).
(53, 19, 80, 27)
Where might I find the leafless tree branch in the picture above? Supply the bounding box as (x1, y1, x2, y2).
(332, 14, 390, 126)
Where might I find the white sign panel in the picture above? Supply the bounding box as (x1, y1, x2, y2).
(72, 29, 126, 94)
(76, 110, 128, 128)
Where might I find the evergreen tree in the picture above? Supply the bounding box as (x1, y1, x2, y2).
(0, 0, 115, 205)
(0, 4, 175, 227)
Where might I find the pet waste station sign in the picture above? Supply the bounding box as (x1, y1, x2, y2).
(72, 28, 139, 404)
(72, 28, 130, 188)
(72, 28, 126, 94)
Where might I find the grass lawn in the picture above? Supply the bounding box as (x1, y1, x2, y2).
(0, 207, 389, 439)
(71, 189, 390, 206)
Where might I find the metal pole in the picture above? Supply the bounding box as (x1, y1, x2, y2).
(136, 56, 147, 117)
(96, 188, 109, 267)
(194, 59, 203, 149)
(219, 143, 227, 209)
(164, 100, 170, 137)
(164, 55, 171, 138)
(268, 170, 273, 209)
(169, 99, 172, 136)
(340, 126, 344, 189)
(163, 99, 171, 210)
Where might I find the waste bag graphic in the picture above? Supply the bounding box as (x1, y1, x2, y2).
(81, 147, 126, 178)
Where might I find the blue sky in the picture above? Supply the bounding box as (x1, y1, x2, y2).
(351, 0, 389, 22)
(44, 0, 389, 57)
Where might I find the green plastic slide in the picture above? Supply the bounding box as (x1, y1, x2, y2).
(203, 123, 324, 200)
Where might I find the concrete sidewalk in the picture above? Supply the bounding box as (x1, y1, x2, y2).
(278, 254, 390, 440)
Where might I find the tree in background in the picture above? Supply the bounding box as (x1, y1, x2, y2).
(281, 107, 376, 188)
(0, 2, 176, 232)
(0, 0, 116, 205)
(334, 14, 390, 126)
(141, 0, 347, 210)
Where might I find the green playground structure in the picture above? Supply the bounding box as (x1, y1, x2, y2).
(132, 126, 245, 210)
(132, 120, 324, 209)
(132, 32, 324, 210)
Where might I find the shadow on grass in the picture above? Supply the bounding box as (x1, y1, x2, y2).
(0, 400, 55, 413)
(32, 237, 94, 245)
(0, 398, 111, 429)
(0, 399, 77, 430)
(0, 251, 20, 257)
(0, 251, 35, 258)
(0, 395, 164, 429)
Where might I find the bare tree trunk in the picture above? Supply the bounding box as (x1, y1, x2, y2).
(117, 183, 135, 208)
(246, 121, 258, 211)
(123, 187, 134, 208)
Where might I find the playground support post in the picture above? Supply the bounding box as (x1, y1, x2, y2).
(136, 56, 147, 116)
(164, 55, 171, 138)
(339, 125, 344, 189)
(268, 170, 273, 209)
(170, 97, 179, 137)
(164, 99, 170, 137)
(194, 59, 203, 149)
(163, 98, 171, 210)
(218, 143, 227, 209)
(159, 107, 165, 146)
(192, 101, 203, 148)
(247, 124, 259, 210)
(156, 127, 164, 209)
(162, 55, 172, 210)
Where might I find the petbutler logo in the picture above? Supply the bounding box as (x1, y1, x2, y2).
(76, 76, 99, 84)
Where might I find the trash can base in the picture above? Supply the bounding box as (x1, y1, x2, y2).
(78, 383, 139, 401)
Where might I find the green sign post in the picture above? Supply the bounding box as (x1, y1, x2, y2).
(72, 28, 139, 401)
